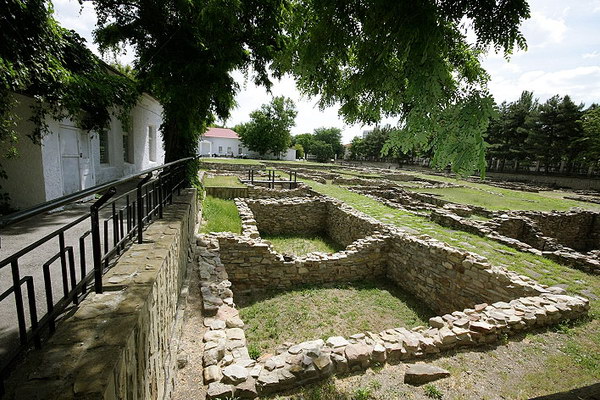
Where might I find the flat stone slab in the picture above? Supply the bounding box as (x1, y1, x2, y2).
(404, 364, 450, 385)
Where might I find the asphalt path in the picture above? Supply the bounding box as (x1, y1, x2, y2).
(0, 179, 142, 364)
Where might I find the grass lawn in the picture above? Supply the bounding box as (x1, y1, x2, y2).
(203, 175, 245, 187)
(200, 195, 241, 233)
(262, 233, 345, 256)
(200, 157, 262, 165)
(301, 178, 600, 395)
(238, 280, 435, 356)
(406, 171, 600, 212)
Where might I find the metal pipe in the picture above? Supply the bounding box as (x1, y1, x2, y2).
(91, 187, 116, 294)
(137, 173, 152, 244)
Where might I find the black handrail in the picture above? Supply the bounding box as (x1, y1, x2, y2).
(0, 157, 194, 229)
(0, 156, 196, 396)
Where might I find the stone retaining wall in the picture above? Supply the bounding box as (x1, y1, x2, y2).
(11, 189, 198, 400)
(202, 161, 266, 171)
(206, 186, 249, 199)
(386, 231, 547, 314)
(205, 182, 313, 200)
(243, 197, 383, 247)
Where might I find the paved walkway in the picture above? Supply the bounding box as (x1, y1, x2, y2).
(0, 179, 142, 363)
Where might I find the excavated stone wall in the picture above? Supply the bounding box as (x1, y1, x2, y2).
(217, 198, 389, 292)
(386, 232, 546, 314)
(197, 231, 590, 399)
(525, 211, 600, 252)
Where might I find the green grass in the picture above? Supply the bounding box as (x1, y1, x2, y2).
(200, 157, 262, 165)
(407, 171, 600, 212)
(203, 175, 246, 187)
(302, 178, 600, 393)
(263, 233, 345, 256)
(238, 280, 434, 355)
(200, 195, 241, 233)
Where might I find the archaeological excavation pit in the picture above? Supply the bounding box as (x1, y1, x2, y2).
(198, 196, 591, 398)
(236, 279, 436, 356)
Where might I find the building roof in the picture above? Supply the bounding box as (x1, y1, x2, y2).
(202, 127, 240, 139)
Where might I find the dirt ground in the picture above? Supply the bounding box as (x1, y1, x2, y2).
(268, 329, 600, 400)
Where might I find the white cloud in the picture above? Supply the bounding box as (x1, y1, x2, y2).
(583, 51, 600, 59)
(489, 66, 600, 104)
(525, 12, 567, 47)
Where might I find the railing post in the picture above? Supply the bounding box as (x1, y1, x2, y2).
(137, 173, 152, 244)
(91, 187, 116, 294)
(10, 260, 27, 345)
(158, 172, 164, 219)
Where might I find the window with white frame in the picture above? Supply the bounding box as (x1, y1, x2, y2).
(238, 147, 242, 155)
(99, 131, 110, 164)
(218, 146, 223, 154)
(148, 126, 156, 162)
(227, 146, 232, 154)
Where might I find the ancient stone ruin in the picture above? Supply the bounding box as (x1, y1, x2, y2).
(196, 196, 590, 399)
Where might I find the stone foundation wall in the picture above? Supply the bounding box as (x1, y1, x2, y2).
(524, 211, 600, 252)
(206, 186, 249, 199)
(243, 197, 384, 247)
(325, 200, 384, 247)
(246, 197, 329, 236)
(11, 189, 198, 400)
(217, 233, 388, 292)
(196, 234, 590, 399)
(201, 161, 266, 171)
(386, 230, 547, 314)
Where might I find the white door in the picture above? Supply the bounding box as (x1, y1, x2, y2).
(78, 131, 93, 189)
(59, 126, 94, 195)
(200, 141, 211, 155)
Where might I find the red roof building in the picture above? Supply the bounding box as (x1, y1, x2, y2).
(202, 127, 240, 139)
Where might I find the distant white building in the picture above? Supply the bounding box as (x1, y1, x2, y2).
(1, 92, 165, 209)
(198, 128, 296, 161)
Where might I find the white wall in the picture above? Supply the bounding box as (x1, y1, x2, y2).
(0, 94, 46, 209)
(247, 148, 296, 161)
(96, 93, 165, 182)
(198, 137, 242, 157)
(2, 92, 166, 210)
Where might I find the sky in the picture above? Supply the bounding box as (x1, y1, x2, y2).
(54, 0, 600, 144)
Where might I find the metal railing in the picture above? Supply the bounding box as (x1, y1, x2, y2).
(241, 169, 298, 189)
(0, 157, 195, 395)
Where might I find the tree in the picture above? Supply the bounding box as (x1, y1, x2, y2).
(313, 127, 344, 158)
(294, 143, 305, 159)
(276, 0, 530, 175)
(91, 0, 287, 162)
(581, 105, 600, 163)
(91, 0, 531, 173)
(486, 91, 539, 170)
(557, 96, 585, 171)
(525, 95, 584, 173)
(349, 137, 366, 160)
(237, 96, 297, 156)
(363, 126, 392, 160)
(293, 133, 315, 156)
(1, 1, 138, 208)
(311, 140, 334, 163)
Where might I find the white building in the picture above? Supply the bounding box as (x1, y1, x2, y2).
(1, 92, 165, 209)
(198, 128, 296, 161)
